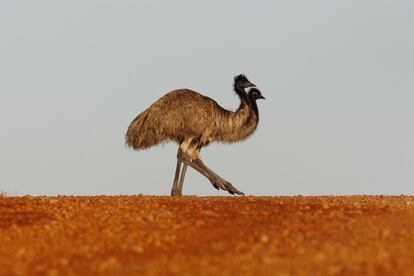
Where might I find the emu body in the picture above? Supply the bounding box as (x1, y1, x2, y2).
(125, 75, 264, 195)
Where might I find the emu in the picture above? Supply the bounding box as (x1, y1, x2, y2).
(125, 74, 265, 196)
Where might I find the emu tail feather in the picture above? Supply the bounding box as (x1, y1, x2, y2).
(125, 108, 168, 150)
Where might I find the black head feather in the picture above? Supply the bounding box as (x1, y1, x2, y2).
(233, 74, 255, 91)
(234, 74, 249, 83)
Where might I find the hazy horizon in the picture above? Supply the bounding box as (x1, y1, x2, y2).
(1, 1, 413, 196)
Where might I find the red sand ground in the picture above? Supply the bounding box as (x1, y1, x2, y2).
(1, 195, 414, 275)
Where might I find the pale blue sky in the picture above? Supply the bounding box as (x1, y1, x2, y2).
(1, 1, 413, 195)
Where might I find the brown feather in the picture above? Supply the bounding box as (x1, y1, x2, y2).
(125, 87, 259, 158)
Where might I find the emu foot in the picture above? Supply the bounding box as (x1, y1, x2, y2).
(171, 188, 182, 196)
(209, 179, 245, 195)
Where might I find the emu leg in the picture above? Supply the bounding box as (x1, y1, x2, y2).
(179, 153, 244, 195)
(192, 159, 245, 196)
(171, 158, 182, 196)
(177, 163, 188, 195)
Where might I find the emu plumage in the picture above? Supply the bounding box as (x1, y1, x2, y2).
(125, 74, 264, 195)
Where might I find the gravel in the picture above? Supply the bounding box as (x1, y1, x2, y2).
(1, 195, 414, 275)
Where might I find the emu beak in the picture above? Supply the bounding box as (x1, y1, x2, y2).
(245, 81, 256, 88)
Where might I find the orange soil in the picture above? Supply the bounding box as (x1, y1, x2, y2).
(1, 195, 414, 275)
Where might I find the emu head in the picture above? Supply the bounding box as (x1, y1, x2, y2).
(248, 88, 266, 101)
(234, 74, 255, 90)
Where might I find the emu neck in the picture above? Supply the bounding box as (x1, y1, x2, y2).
(214, 90, 259, 143)
(249, 98, 259, 122)
(234, 84, 249, 104)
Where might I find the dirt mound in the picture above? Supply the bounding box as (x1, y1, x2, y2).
(1, 195, 414, 275)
